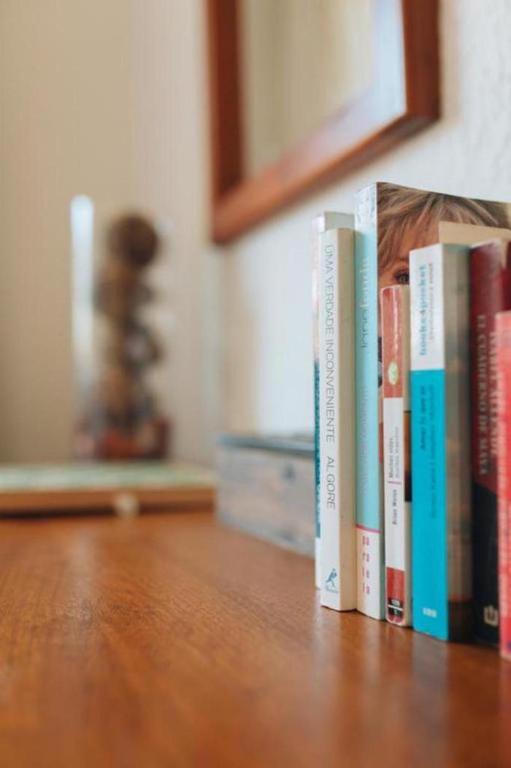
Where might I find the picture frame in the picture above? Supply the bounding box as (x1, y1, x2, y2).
(206, 0, 439, 243)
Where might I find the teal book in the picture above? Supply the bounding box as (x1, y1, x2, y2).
(354, 187, 383, 618)
(409, 243, 472, 640)
(354, 182, 511, 619)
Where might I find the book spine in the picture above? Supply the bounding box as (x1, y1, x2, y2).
(319, 227, 356, 610)
(355, 186, 384, 619)
(382, 285, 411, 626)
(410, 244, 472, 640)
(312, 223, 321, 589)
(313, 213, 352, 588)
(496, 311, 511, 661)
(470, 241, 511, 644)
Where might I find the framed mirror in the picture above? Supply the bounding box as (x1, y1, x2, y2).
(206, 0, 439, 242)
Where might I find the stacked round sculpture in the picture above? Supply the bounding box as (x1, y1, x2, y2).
(78, 214, 168, 459)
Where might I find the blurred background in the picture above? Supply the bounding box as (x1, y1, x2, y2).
(0, 0, 510, 467)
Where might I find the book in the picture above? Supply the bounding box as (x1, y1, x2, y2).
(381, 285, 411, 626)
(470, 239, 511, 645)
(312, 212, 353, 588)
(354, 181, 511, 619)
(318, 219, 356, 611)
(410, 243, 472, 640)
(217, 432, 314, 556)
(496, 311, 511, 661)
(0, 462, 215, 515)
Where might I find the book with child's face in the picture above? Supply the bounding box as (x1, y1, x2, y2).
(354, 182, 511, 620)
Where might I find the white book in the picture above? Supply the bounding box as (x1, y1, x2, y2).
(312, 212, 353, 588)
(318, 222, 356, 610)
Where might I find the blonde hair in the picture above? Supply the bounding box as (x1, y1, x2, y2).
(378, 184, 510, 273)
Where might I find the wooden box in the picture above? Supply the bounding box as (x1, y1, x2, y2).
(216, 433, 314, 556)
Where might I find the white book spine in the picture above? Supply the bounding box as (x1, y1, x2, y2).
(319, 226, 356, 611)
(313, 212, 353, 589)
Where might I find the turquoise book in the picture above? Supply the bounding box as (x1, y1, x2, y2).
(409, 243, 472, 640)
(354, 187, 383, 618)
(354, 182, 511, 619)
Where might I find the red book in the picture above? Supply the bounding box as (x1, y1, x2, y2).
(496, 310, 511, 661)
(470, 239, 511, 645)
(381, 285, 411, 626)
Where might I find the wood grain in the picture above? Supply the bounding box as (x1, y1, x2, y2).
(0, 485, 214, 514)
(206, 0, 243, 203)
(206, 0, 439, 243)
(0, 511, 509, 767)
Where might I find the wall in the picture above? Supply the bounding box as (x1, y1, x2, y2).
(223, 0, 511, 436)
(2, 0, 511, 464)
(240, 0, 373, 176)
(0, 0, 218, 463)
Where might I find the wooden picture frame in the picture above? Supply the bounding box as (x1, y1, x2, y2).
(206, 0, 439, 243)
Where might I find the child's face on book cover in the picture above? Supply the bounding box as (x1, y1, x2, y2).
(378, 221, 437, 388)
(379, 221, 437, 292)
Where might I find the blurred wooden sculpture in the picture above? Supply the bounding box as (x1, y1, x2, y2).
(76, 214, 169, 460)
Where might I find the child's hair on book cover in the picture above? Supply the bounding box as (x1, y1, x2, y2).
(378, 185, 510, 292)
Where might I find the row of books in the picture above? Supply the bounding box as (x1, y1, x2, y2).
(312, 182, 511, 661)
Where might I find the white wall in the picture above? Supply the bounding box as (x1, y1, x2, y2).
(223, 0, 511, 435)
(0, 0, 218, 464)
(2, 0, 511, 464)
(240, 0, 373, 175)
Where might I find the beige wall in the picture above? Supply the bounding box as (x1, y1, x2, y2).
(241, 0, 373, 175)
(2, 0, 511, 464)
(223, 0, 511, 436)
(0, 0, 219, 464)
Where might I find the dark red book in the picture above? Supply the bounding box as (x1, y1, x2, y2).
(470, 239, 511, 645)
(496, 311, 511, 660)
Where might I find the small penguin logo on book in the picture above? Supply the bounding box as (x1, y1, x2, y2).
(325, 568, 338, 593)
(483, 604, 499, 627)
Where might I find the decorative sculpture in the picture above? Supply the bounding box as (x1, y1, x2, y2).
(77, 213, 168, 460)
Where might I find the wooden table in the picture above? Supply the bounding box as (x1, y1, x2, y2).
(0, 510, 509, 767)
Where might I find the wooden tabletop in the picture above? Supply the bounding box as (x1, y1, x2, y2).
(0, 510, 509, 768)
